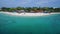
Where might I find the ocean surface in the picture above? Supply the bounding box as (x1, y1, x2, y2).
(0, 13, 60, 34)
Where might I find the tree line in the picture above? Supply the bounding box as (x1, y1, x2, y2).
(0, 7, 60, 12)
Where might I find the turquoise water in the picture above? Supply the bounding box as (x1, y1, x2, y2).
(0, 13, 60, 34)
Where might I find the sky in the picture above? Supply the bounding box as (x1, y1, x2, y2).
(0, 0, 60, 8)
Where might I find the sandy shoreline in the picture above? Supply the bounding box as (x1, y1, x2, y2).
(0, 12, 60, 16)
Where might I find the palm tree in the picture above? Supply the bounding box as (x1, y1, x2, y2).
(25, 7, 32, 12)
(54, 8, 60, 12)
(1, 7, 7, 11)
(16, 7, 25, 10)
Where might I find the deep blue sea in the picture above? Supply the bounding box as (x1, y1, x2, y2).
(0, 13, 60, 34)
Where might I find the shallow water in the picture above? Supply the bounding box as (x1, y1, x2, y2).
(0, 13, 60, 34)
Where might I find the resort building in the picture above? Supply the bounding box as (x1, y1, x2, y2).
(33, 10, 44, 13)
(15, 10, 25, 13)
(30, 10, 35, 13)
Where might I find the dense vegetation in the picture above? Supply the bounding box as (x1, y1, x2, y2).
(0, 7, 60, 12)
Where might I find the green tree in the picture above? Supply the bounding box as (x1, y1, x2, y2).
(1, 7, 7, 11)
(16, 7, 25, 10)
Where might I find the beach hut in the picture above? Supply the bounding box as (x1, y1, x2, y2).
(43, 10, 49, 13)
(30, 10, 35, 13)
(20, 10, 25, 12)
(35, 10, 44, 13)
(15, 10, 25, 13)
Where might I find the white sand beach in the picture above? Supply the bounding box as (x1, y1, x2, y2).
(0, 12, 60, 16)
